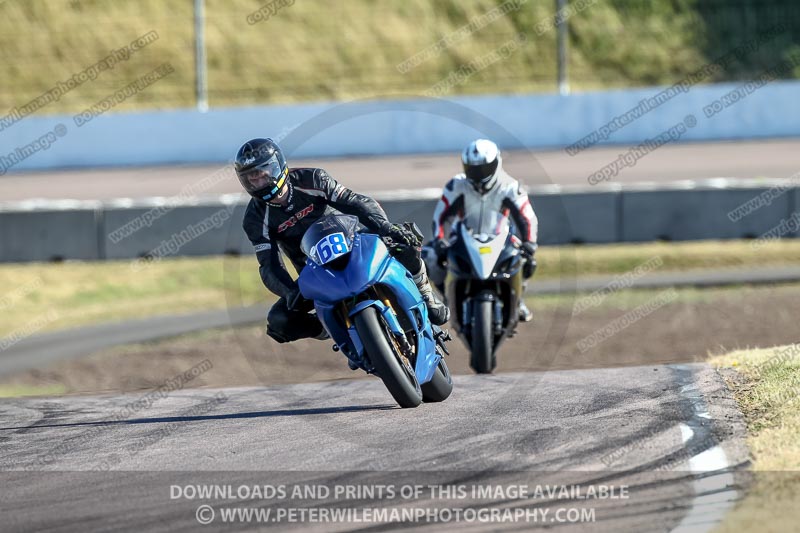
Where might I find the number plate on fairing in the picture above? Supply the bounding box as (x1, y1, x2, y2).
(313, 232, 349, 265)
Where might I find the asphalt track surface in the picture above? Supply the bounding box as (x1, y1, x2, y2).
(0, 267, 769, 531)
(0, 365, 747, 532)
(3, 265, 799, 378)
(1, 138, 798, 201)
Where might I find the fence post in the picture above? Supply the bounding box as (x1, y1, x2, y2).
(556, 0, 570, 95)
(194, 0, 209, 112)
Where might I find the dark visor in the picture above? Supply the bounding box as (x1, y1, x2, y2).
(464, 159, 498, 187)
(239, 155, 287, 200)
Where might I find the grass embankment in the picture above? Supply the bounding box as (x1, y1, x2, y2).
(2, 239, 800, 339)
(711, 345, 800, 532)
(1, 0, 791, 112)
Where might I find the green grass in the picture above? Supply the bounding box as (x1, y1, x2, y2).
(713, 346, 800, 471)
(0, 0, 794, 112)
(0, 255, 266, 338)
(1, 239, 799, 339)
(0, 384, 67, 398)
(711, 346, 800, 532)
(552, 239, 800, 278)
(531, 282, 800, 313)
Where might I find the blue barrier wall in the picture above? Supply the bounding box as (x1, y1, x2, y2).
(2, 80, 800, 172)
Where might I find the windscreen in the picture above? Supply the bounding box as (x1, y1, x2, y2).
(300, 214, 360, 266)
(457, 214, 511, 243)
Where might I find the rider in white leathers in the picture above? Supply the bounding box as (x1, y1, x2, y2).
(423, 139, 538, 321)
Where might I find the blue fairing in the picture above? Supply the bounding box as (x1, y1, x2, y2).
(297, 233, 441, 384)
(299, 233, 390, 303)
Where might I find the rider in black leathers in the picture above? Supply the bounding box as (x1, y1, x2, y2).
(238, 138, 449, 343)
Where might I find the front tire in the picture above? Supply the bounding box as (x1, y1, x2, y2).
(470, 294, 495, 374)
(354, 307, 422, 408)
(421, 358, 453, 402)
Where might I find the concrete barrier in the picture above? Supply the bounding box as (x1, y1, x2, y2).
(3, 81, 800, 172)
(621, 181, 795, 242)
(0, 204, 100, 262)
(101, 200, 247, 260)
(1, 180, 798, 263)
(377, 198, 439, 241)
(532, 189, 620, 245)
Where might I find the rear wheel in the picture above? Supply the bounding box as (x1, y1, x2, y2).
(354, 307, 422, 408)
(421, 358, 453, 402)
(470, 294, 495, 374)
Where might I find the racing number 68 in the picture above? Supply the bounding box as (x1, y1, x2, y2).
(316, 232, 347, 263)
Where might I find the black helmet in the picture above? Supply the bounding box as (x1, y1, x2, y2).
(235, 138, 289, 203)
(462, 139, 500, 194)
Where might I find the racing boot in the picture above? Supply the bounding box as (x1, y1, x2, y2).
(413, 262, 450, 326)
(518, 300, 533, 322)
(518, 282, 533, 322)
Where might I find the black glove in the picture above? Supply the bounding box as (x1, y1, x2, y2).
(521, 242, 537, 279)
(286, 288, 315, 313)
(385, 223, 422, 248)
(520, 242, 537, 258)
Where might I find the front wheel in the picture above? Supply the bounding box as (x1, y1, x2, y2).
(421, 358, 453, 402)
(470, 293, 495, 374)
(354, 307, 422, 408)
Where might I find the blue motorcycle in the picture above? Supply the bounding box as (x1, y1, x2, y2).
(297, 214, 453, 408)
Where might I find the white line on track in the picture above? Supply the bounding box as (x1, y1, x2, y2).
(670, 374, 739, 533)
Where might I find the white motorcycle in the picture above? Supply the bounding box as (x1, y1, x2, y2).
(427, 221, 526, 374)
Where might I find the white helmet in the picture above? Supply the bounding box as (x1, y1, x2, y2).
(462, 139, 501, 194)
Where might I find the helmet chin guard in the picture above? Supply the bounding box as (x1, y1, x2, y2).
(265, 179, 294, 208)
